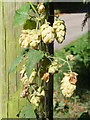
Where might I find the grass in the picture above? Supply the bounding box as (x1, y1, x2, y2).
(53, 31, 90, 118)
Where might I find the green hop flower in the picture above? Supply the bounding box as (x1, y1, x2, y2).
(53, 19, 66, 44)
(41, 20, 55, 44)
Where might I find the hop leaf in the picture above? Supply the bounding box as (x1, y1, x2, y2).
(13, 3, 30, 27)
(26, 49, 44, 78)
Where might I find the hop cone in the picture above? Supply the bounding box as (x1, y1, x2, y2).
(60, 72, 78, 97)
(30, 87, 45, 107)
(37, 3, 45, 14)
(19, 29, 41, 49)
(48, 59, 60, 74)
(41, 21, 55, 44)
(20, 65, 37, 86)
(53, 19, 66, 43)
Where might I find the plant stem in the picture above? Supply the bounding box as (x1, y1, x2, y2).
(29, 2, 40, 18)
(47, 55, 72, 72)
(66, 57, 72, 72)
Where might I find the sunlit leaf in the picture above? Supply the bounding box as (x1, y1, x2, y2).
(9, 56, 23, 73)
(9, 48, 29, 73)
(26, 49, 44, 78)
(20, 104, 36, 118)
(13, 3, 30, 27)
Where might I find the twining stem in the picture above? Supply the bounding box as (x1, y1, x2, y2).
(31, 86, 36, 91)
(47, 55, 72, 72)
(36, 20, 39, 30)
(66, 57, 72, 72)
(29, 2, 40, 18)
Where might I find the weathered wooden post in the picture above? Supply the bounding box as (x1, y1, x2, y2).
(35, 2, 54, 119)
(38, 2, 54, 119)
(46, 2, 54, 120)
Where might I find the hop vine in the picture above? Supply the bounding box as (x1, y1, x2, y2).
(10, 2, 78, 118)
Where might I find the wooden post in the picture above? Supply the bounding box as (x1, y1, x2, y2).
(46, 2, 54, 120)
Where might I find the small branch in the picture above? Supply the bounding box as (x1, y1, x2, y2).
(81, 13, 89, 31)
(66, 57, 72, 72)
(47, 55, 72, 72)
(29, 2, 40, 18)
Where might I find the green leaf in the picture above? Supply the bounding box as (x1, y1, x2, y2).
(13, 3, 30, 27)
(9, 56, 23, 73)
(26, 49, 44, 78)
(20, 103, 36, 118)
(9, 48, 29, 73)
(20, 48, 29, 56)
(23, 19, 36, 30)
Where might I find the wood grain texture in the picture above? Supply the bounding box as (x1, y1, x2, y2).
(0, 1, 2, 119)
(1, 2, 27, 118)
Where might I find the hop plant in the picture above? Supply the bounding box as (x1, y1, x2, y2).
(20, 86, 29, 98)
(29, 68, 37, 84)
(29, 29, 41, 49)
(41, 72, 49, 83)
(37, 3, 45, 14)
(20, 65, 29, 85)
(37, 86, 45, 97)
(30, 95, 40, 107)
(66, 54, 75, 61)
(53, 19, 66, 43)
(10, 1, 80, 117)
(19, 30, 31, 48)
(60, 72, 78, 97)
(41, 20, 55, 44)
(20, 65, 37, 86)
(30, 87, 45, 107)
(19, 29, 41, 49)
(48, 59, 61, 74)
